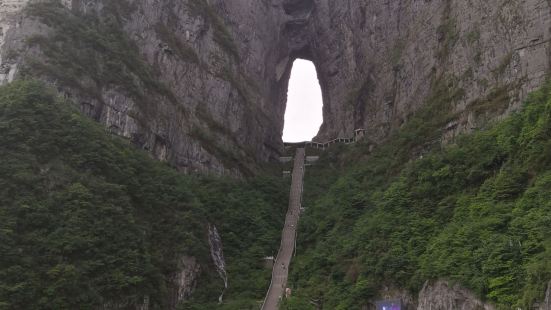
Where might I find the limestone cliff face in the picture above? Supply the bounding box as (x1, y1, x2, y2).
(169, 256, 201, 308)
(278, 0, 551, 142)
(365, 281, 495, 310)
(541, 280, 551, 310)
(1, 0, 286, 176)
(1, 0, 550, 174)
(417, 281, 494, 310)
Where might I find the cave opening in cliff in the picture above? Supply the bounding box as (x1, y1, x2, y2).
(282, 59, 323, 142)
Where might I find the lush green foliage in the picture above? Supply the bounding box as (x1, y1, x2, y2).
(283, 82, 551, 309)
(181, 176, 288, 310)
(0, 81, 288, 309)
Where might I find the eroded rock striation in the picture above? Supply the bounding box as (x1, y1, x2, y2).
(1, 0, 550, 174)
(542, 280, 551, 310)
(278, 0, 551, 143)
(1, 0, 286, 176)
(170, 256, 201, 308)
(365, 281, 495, 310)
(417, 280, 494, 310)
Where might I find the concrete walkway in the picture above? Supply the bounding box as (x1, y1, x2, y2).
(261, 148, 305, 310)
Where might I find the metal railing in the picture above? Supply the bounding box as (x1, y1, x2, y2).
(260, 149, 305, 310)
(283, 129, 367, 150)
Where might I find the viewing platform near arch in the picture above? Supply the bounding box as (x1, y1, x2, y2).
(283, 128, 367, 150)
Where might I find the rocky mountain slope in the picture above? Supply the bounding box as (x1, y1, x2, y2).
(2, 0, 551, 309)
(303, 0, 551, 143)
(1, 0, 550, 175)
(1, 0, 286, 176)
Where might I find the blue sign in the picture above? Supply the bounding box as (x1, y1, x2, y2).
(376, 299, 401, 310)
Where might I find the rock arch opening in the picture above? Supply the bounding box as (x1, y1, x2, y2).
(282, 59, 323, 143)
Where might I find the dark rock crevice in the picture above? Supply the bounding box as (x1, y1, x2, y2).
(283, 0, 314, 17)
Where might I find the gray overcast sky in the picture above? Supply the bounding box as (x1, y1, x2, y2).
(282, 59, 323, 142)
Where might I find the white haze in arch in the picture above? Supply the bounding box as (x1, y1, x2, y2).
(282, 59, 323, 142)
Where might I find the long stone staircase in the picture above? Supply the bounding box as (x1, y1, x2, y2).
(261, 148, 305, 310)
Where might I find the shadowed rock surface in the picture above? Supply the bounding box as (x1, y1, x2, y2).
(417, 281, 494, 310)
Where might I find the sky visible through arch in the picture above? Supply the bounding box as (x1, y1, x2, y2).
(282, 59, 323, 142)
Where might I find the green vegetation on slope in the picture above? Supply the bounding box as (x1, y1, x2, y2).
(0, 81, 288, 309)
(284, 81, 551, 309)
(181, 176, 289, 310)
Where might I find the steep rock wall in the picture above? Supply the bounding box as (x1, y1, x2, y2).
(362, 281, 495, 310)
(541, 280, 551, 310)
(0, 0, 31, 83)
(1, 0, 550, 172)
(279, 0, 551, 142)
(1, 0, 287, 176)
(169, 256, 201, 308)
(417, 280, 494, 310)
